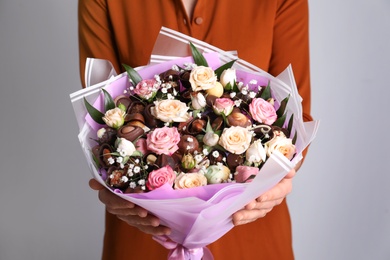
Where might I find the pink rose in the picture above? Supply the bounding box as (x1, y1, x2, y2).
(147, 165, 176, 190)
(213, 98, 235, 116)
(134, 79, 160, 100)
(234, 165, 259, 183)
(146, 126, 180, 155)
(249, 98, 277, 125)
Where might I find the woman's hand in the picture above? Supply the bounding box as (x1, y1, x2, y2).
(89, 179, 171, 236)
(232, 168, 296, 226)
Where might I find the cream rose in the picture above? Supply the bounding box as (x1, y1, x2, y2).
(265, 136, 296, 160)
(102, 107, 126, 129)
(174, 173, 208, 189)
(151, 99, 190, 123)
(245, 139, 266, 165)
(218, 126, 252, 154)
(204, 165, 231, 184)
(189, 66, 217, 91)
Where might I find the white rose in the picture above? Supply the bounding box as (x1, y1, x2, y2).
(151, 99, 190, 123)
(189, 66, 217, 91)
(265, 136, 296, 160)
(102, 107, 126, 129)
(220, 68, 236, 88)
(116, 137, 136, 157)
(245, 139, 266, 165)
(218, 126, 252, 154)
(191, 92, 207, 110)
(203, 132, 219, 147)
(174, 172, 208, 189)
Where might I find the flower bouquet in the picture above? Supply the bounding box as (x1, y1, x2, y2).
(70, 27, 319, 260)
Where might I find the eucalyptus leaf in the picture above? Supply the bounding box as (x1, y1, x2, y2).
(102, 89, 116, 111)
(84, 97, 105, 125)
(276, 95, 290, 118)
(123, 63, 143, 86)
(189, 42, 208, 67)
(215, 60, 237, 79)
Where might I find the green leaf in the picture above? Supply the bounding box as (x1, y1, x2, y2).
(287, 114, 294, 136)
(189, 42, 208, 67)
(260, 81, 272, 100)
(292, 131, 297, 145)
(123, 63, 143, 86)
(102, 89, 116, 111)
(215, 60, 237, 79)
(276, 95, 290, 118)
(84, 97, 105, 125)
(273, 113, 286, 128)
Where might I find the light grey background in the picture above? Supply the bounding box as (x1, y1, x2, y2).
(0, 1, 389, 260)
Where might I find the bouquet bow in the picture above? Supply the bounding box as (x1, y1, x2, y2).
(153, 235, 214, 260)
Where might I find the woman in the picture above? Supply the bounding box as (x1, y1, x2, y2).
(78, 0, 312, 259)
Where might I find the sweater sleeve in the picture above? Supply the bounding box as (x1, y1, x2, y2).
(78, 0, 121, 87)
(270, 0, 312, 123)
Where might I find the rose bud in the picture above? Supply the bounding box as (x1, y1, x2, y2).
(227, 112, 252, 127)
(220, 68, 236, 89)
(181, 153, 196, 170)
(213, 98, 235, 116)
(203, 132, 219, 147)
(245, 140, 266, 166)
(116, 137, 136, 157)
(191, 92, 207, 110)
